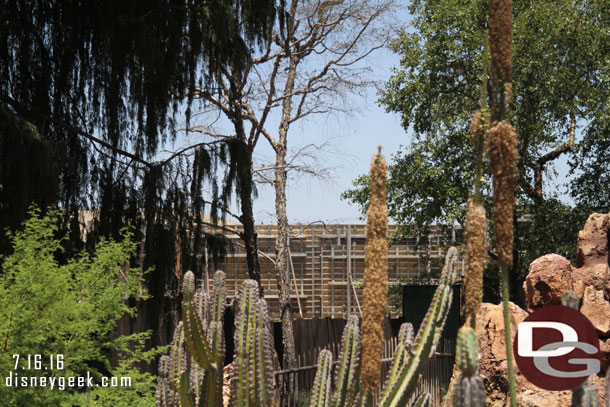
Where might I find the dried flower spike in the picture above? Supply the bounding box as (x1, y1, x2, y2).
(489, 0, 512, 85)
(362, 149, 388, 393)
(486, 121, 519, 266)
(464, 197, 487, 319)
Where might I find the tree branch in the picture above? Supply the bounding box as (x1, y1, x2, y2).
(1, 93, 155, 169)
(528, 112, 577, 199)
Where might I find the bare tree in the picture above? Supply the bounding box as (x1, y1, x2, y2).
(190, 0, 396, 378)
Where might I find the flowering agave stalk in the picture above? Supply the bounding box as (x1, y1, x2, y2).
(309, 246, 459, 407)
(487, 0, 519, 405)
(362, 147, 389, 402)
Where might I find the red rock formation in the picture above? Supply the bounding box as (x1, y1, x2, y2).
(581, 286, 610, 336)
(523, 254, 573, 313)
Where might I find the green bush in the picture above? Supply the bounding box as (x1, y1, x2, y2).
(0, 207, 160, 406)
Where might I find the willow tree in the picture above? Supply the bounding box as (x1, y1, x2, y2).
(0, 0, 279, 347)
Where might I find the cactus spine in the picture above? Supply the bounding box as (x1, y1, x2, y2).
(231, 279, 275, 407)
(377, 247, 458, 407)
(332, 315, 361, 407)
(311, 350, 334, 407)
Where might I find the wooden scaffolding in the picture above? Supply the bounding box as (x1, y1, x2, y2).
(213, 223, 465, 321)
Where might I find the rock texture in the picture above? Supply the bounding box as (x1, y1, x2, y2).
(523, 254, 573, 312)
(475, 302, 574, 406)
(581, 286, 610, 336)
(516, 212, 610, 405)
(573, 213, 610, 299)
(523, 213, 610, 338)
(475, 302, 532, 406)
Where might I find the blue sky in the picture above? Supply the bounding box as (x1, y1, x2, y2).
(250, 46, 410, 225)
(172, 2, 575, 227)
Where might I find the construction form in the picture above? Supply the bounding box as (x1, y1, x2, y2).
(214, 223, 465, 320)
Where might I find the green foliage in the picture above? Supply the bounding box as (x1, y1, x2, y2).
(0, 207, 157, 406)
(344, 0, 610, 295)
(70, 332, 169, 407)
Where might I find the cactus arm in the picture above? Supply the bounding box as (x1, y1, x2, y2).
(182, 271, 213, 370)
(332, 315, 361, 407)
(202, 321, 223, 407)
(572, 382, 600, 407)
(378, 248, 458, 407)
(233, 281, 255, 406)
(156, 377, 172, 407)
(456, 376, 485, 407)
(156, 355, 173, 407)
(210, 271, 226, 323)
(379, 285, 453, 406)
(454, 326, 485, 407)
(412, 393, 432, 407)
(384, 322, 414, 393)
(254, 299, 275, 407)
(204, 272, 226, 407)
(456, 326, 478, 376)
(310, 350, 334, 407)
(178, 371, 196, 407)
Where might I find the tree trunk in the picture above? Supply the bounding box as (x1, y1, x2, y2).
(274, 147, 297, 371)
(240, 183, 264, 297)
(233, 115, 264, 296)
(275, 42, 299, 380)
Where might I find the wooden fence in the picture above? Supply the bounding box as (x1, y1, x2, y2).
(275, 337, 455, 407)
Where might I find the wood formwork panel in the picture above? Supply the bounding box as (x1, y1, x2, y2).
(209, 224, 464, 320)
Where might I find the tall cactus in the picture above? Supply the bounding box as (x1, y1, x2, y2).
(231, 279, 275, 407)
(332, 315, 361, 407)
(309, 246, 459, 407)
(454, 326, 485, 407)
(156, 270, 278, 407)
(378, 246, 458, 407)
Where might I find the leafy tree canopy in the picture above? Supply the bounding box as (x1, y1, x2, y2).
(0, 208, 162, 406)
(343, 0, 610, 293)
